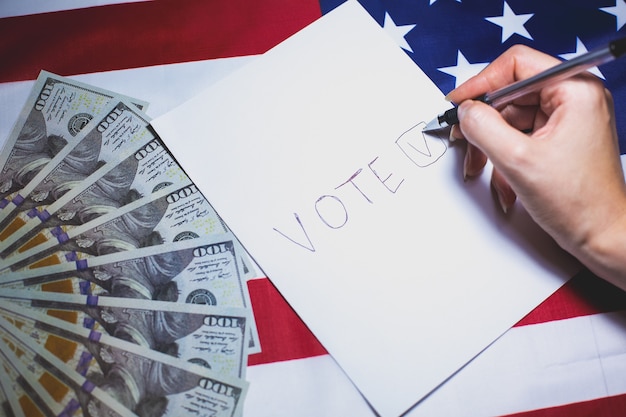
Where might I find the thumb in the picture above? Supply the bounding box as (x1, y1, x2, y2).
(456, 100, 529, 168)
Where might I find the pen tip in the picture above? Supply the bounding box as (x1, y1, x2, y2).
(422, 118, 441, 132)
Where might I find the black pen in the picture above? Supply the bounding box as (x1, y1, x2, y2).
(423, 36, 626, 132)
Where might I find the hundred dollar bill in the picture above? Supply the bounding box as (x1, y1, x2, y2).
(0, 99, 154, 249)
(0, 70, 147, 224)
(0, 289, 250, 379)
(0, 235, 250, 306)
(2, 180, 224, 271)
(0, 110, 192, 258)
(0, 302, 248, 417)
(0, 235, 261, 353)
(0, 319, 136, 417)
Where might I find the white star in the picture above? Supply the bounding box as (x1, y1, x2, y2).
(429, 0, 461, 5)
(383, 12, 416, 52)
(438, 51, 488, 88)
(600, 0, 626, 31)
(485, 2, 534, 43)
(559, 38, 605, 80)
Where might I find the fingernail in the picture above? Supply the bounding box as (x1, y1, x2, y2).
(449, 124, 461, 143)
(463, 148, 471, 181)
(444, 94, 452, 102)
(498, 192, 508, 214)
(448, 128, 456, 143)
(491, 181, 509, 214)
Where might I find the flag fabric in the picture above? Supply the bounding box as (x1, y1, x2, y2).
(2, 1, 626, 416)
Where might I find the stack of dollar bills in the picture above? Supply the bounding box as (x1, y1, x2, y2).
(0, 71, 260, 417)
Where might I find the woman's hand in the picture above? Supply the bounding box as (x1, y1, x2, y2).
(447, 44, 626, 289)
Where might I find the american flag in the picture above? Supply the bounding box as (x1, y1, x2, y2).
(337, 0, 626, 152)
(2, 1, 626, 416)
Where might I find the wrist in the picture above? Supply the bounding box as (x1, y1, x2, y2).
(577, 208, 626, 291)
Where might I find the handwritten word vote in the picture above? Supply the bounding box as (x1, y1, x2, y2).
(273, 122, 447, 251)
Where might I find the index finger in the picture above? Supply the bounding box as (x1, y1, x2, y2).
(446, 44, 562, 104)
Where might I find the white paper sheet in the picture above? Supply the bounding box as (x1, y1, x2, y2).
(152, 2, 578, 415)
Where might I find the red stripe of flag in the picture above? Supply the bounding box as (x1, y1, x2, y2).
(0, 0, 321, 83)
(501, 393, 626, 417)
(515, 269, 626, 327)
(247, 277, 328, 366)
